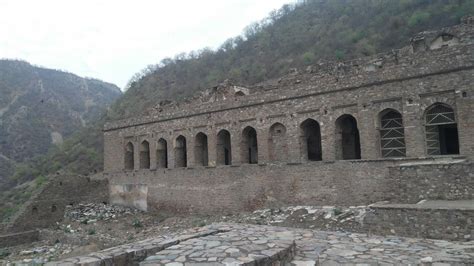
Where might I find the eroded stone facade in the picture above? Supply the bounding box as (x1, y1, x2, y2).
(103, 21, 474, 213)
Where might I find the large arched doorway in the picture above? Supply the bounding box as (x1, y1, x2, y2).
(379, 109, 406, 157)
(157, 138, 168, 168)
(139, 140, 150, 169)
(175, 135, 187, 167)
(425, 103, 459, 155)
(124, 142, 134, 170)
(300, 119, 322, 161)
(335, 114, 361, 160)
(268, 123, 288, 162)
(217, 130, 232, 165)
(194, 132, 209, 166)
(241, 126, 258, 164)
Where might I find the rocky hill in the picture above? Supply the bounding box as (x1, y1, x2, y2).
(0, 59, 121, 189)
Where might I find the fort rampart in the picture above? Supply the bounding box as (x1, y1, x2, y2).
(103, 22, 474, 213)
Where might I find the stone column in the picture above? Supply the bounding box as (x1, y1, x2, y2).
(149, 139, 157, 170)
(257, 127, 269, 164)
(358, 107, 378, 159)
(133, 140, 140, 171)
(456, 96, 474, 159)
(168, 135, 176, 169)
(403, 97, 425, 158)
(187, 133, 195, 168)
(287, 117, 301, 163)
(231, 128, 242, 165)
(207, 128, 217, 167)
(321, 116, 335, 161)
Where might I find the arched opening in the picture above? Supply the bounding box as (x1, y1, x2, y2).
(194, 132, 209, 166)
(379, 109, 406, 157)
(335, 114, 361, 160)
(241, 126, 258, 164)
(217, 130, 232, 165)
(32, 206, 38, 214)
(235, 91, 245, 97)
(268, 123, 288, 162)
(175, 135, 187, 168)
(51, 205, 57, 212)
(124, 142, 134, 170)
(300, 119, 322, 161)
(139, 140, 150, 169)
(425, 103, 459, 155)
(157, 138, 168, 168)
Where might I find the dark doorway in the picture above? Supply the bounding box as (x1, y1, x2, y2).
(175, 135, 187, 167)
(242, 126, 258, 164)
(335, 115, 361, 160)
(300, 119, 322, 161)
(425, 103, 460, 155)
(194, 133, 209, 166)
(217, 130, 232, 165)
(124, 142, 134, 170)
(157, 138, 168, 168)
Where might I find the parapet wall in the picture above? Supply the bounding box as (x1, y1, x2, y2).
(107, 159, 472, 214)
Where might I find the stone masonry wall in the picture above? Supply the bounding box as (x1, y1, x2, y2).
(390, 162, 474, 203)
(103, 22, 474, 214)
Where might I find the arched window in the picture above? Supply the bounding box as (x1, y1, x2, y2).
(241, 126, 258, 164)
(335, 114, 361, 160)
(194, 132, 209, 166)
(157, 138, 168, 168)
(425, 103, 459, 155)
(140, 140, 150, 169)
(379, 109, 406, 157)
(175, 135, 187, 167)
(51, 205, 57, 212)
(124, 142, 134, 170)
(268, 123, 288, 162)
(300, 119, 322, 161)
(217, 130, 232, 165)
(32, 206, 38, 214)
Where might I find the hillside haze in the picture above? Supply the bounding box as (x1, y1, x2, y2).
(0, 59, 121, 189)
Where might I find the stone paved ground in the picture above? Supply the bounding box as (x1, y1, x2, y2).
(50, 223, 474, 265)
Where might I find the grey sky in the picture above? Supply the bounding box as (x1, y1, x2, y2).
(0, 0, 292, 89)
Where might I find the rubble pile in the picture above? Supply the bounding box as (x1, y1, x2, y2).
(64, 203, 141, 223)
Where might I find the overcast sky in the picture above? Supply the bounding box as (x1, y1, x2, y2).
(0, 0, 292, 89)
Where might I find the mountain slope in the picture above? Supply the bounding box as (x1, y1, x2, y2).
(110, 0, 474, 119)
(0, 59, 121, 188)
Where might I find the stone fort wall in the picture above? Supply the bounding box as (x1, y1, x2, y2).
(103, 21, 474, 213)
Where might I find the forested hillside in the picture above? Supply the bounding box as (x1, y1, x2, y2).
(2, 0, 473, 222)
(0, 60, 121, 190)
(110, 0, 474, 119)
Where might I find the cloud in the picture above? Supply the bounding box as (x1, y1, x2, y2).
(0, 0, 291, 89)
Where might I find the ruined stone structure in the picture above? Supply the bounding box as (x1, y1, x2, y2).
(103, 21, 474, 215)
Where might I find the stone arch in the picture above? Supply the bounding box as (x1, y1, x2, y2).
(300, 119, 322, 161)
(194, 132, 209, 166)
(156, 138, 168, 168)
(379, 109, 406, 158)
(139, 140, 151, 169)
(241, 126, 258, 164)
(335, 114, 361, 160)
(268, 123, 288, 162)
(425, 103, 459, 155)
(235, 91, 246, 97)
(32, 206, 38, 214)
(217, 129, 232, 165)
(174, 135, 187, 168)
(124, 142, 134, 170)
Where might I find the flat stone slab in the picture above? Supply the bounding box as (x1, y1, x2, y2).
(371, 200, 474, 210)
(141, 228, 295, 265)
(49, 223, 474, 265)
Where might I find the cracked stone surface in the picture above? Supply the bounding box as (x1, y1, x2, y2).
(49, 223, 474, 265)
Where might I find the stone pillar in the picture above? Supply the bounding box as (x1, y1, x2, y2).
(257, 127, 269, 164)
(287, 117, 301, 163)
(207, 128, 217, 167)
(358, 107, 378, 159)
(149, 139, 157, 170)
(456, 96, 474, 159)
(403, 97, 425, 158)
(168, 135, 176, 169)
(133, 140, 140, 171)
(187, 133, 195, 168)
(321, 116, 335, 161)
(231, 128, 242, 165)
